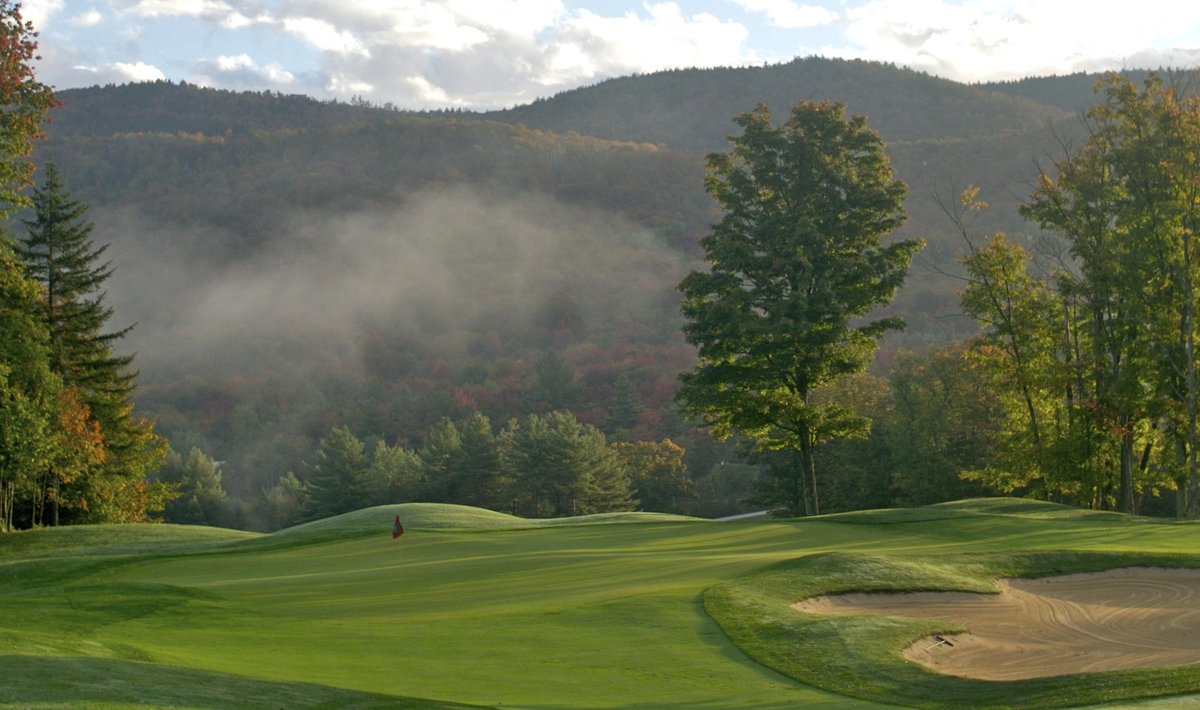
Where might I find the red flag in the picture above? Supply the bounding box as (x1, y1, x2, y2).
(392, 515, 404, 539)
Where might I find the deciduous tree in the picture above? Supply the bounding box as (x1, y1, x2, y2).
(677, 101, 919, 516)
(0, 0, 57, 216)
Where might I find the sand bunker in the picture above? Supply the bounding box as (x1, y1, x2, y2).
(793, 567, 1200, 680)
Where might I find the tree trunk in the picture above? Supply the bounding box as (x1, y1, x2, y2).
(1120, 423, 1136, 513)
(1185, 249, 1199, 517)
(798, 426, 820, 516)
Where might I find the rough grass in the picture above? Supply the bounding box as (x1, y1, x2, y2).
(5, 498, 1200, 708)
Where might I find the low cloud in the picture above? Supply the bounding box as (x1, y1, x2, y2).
(99, 187, 688, 382)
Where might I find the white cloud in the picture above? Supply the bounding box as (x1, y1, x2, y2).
(283, 16, 368, 56)
(74, 60, 167, 82)
(832, 0, 1200, 82)
(221, 11, 274, 29)
(19, 0, 64, 30)
(732, 0, 837, 29)
(547, 2, 749, 84)
(130, 0, 233, 18)
(196, 53, 295, 88)
(68, 9, 104, 26)
(443, 0, 564, 38)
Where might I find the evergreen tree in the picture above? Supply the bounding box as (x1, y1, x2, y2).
(417, 417, 462, 502)
(501, 411, 635, 517)
(367, 440, 422, 504)
(454, 411, 502, 509)
(677, 101, 919, 516)
(18, 163, 128, 385)
(155, 447, 229, 526)
(607, 374, 644, 436)
(305, 426, 369, 521)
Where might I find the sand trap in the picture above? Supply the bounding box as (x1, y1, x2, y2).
(793, 567, 1200, 680)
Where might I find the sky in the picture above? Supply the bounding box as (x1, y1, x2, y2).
(20, 0, 1200, 110)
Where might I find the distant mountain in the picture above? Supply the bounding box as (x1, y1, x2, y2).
(47, 81, 400, 140)
(978, 70, 1157, 114)
(486, 56, 1072, 153)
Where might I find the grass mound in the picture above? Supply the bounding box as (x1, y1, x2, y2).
(269, 502, 698, 544)
(0, 523, 259, 564)
(705, 549, 1200, 708)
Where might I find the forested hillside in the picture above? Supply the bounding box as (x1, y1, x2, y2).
(22, 59, 1167, 527)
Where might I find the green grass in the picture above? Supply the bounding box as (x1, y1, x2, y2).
(3, 498, 1200, 708)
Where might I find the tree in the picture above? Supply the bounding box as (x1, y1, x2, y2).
(607, 374, 644, 437)
(677, 101, 920, 516)
(417, 417, 462, 502)
(501, 411, 635, 517)
(304, 426, 369, 520)
(1021, 73, 1200, 514)
(613, 439, 693, 513)
(366, 439, 421, 505)
(0, 243, 57, 530)
(17, 163, 168, 523)
(155, 447, 229, 526)
(454, 411, 502, 509)
(18, 163, 128, 386)
(257, 471, 308, 531)
(0, 0, 58, 216)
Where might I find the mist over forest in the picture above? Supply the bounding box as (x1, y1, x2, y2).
(101, 187, 688, 383)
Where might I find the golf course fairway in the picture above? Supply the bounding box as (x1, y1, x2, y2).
(4, 498, 1200, 708)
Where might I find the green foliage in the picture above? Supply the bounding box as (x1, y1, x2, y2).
(304, 426, 370, 521)
(501, 411, 635, 517)
(678, 100, 920, 517)
(256, 471, 308, 531)
(154, 447, 231, 527)
(958, 73, 1200, 515)
(612, 438, 694, 513)
(0, 243, 57, 531)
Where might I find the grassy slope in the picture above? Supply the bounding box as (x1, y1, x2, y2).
(3, 499, 1200, 708)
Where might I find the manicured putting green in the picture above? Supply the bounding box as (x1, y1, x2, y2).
(3, 499, 1200, 708)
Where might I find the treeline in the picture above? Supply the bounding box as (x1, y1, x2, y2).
(161, 410, 699, 531)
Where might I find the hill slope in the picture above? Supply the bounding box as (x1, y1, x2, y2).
(488, 56, 1072, 152)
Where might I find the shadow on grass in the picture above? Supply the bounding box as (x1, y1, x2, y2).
(0, 655, 483, 709)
